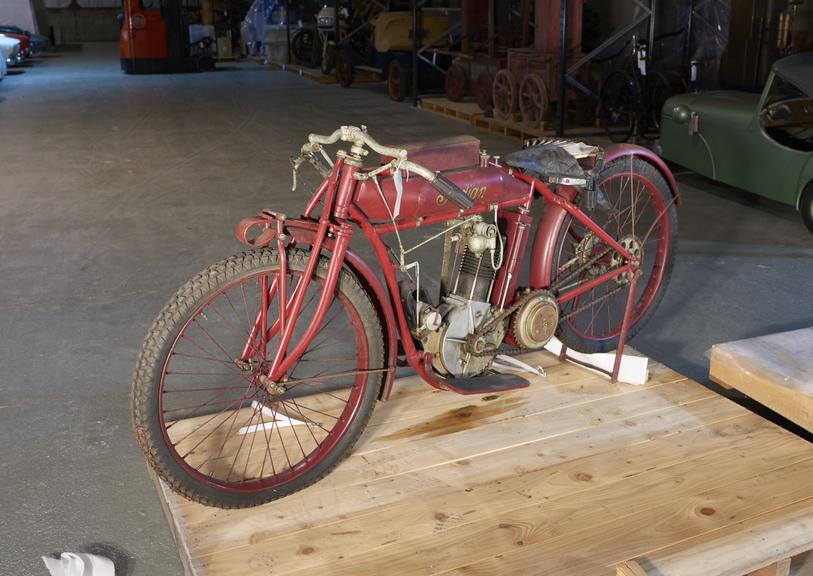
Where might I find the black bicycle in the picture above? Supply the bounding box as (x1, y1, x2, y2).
(599, 37, 687, 143)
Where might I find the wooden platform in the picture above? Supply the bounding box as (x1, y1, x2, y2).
(421, 97, 600, 142)
(152, 350, 813, 576)
(710, 327, 813, 434)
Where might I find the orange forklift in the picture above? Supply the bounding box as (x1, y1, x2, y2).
(119, 0, 215, 73)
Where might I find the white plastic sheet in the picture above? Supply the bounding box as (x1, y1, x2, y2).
(42, 553, 115, 576)
(544, 336, 649, 386)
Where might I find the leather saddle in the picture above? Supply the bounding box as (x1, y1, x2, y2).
(503, 138, 603, 188)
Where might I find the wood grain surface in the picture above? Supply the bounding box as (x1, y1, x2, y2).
(151, 350, 813, 576)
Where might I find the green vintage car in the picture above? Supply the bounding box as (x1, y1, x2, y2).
(660, 52, 813, 232)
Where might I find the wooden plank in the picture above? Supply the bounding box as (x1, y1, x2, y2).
(151, 354, 813, 576)
(749, 558, 792, 576)
(440, 459, 813, 576)
(420, 98, 483, 124)
(627, 503, 813, 576)
(176, 376, 722, 530)
(195, 412, 809, 575)
(710, 327, 813, 433)
(149, 469, 195, 576)
(184, 395, 746, 560)
(617, 561, 649, 576)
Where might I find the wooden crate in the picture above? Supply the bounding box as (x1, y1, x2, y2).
(710, 327, 813, 434)
(151, 350, 813, 576)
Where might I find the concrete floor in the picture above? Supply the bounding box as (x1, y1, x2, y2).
(1, 44, 812, 575)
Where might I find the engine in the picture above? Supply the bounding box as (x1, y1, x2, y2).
(416, 217, 506, 378)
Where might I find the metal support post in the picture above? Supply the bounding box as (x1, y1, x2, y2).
(285, 0, 291, 65)
(557, 0, 569, 136)
(412, 0, 420, 107)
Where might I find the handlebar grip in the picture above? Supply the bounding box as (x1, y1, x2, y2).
(431, 173, 474, 210)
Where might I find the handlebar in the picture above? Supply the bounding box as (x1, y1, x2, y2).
(302, 126, 474, 211)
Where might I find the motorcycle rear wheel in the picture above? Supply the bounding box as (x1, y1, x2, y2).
(551, 157, 677, 354)
(132, 248, 384, 508)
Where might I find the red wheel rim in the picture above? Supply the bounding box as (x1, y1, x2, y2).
(493, 70, 516, 120)
(554, 167, 670, 343)
(519, 73, 548, 127)
(158, 267, 370, 493)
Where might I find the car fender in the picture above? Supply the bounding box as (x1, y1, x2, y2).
(797, 156, 813, 209)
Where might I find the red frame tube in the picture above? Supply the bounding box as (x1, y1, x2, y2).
(250, 157, 646, 391)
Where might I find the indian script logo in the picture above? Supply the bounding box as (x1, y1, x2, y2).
(436, 185, 487, 206)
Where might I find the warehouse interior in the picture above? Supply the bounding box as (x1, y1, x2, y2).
(2, 1, 813, 576)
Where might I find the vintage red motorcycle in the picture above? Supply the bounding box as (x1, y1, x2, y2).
(132, 126, 679, 508)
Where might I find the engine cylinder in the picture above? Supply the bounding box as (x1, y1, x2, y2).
(453, 245, 498, 302)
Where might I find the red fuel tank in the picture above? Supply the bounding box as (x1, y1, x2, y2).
(357, 135, 530, 221)
(354, 165, 532, 221)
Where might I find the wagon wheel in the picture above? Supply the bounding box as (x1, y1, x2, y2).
(492, 69, 517, 120)
(519, 73, 549, 128)
(474, 71, 493, 110)
(445, 63, 468, 102)
(387, 59, 410, 102)
(335, 51, 354, 88)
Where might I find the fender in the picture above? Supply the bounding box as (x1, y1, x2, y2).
(528, 146, 681, 290)
(236, 216, 398, 400)
(529, 186, 577, 289)
(340, 247, 398, 400)
(603, 143, 682, 206)
(285, 226, 399, 400)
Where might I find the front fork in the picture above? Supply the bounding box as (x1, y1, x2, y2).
(238, 213, 353, 386)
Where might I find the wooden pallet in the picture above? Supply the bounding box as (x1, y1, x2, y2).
(278, 63, 381, 85)
(421, 97, 484, 123)
(422, 97, 600, 142)
(281, 63, 336, 84)
(710, 327, 813, 434)
(471, 113, 550, 140)
(151, 350, 813, 576)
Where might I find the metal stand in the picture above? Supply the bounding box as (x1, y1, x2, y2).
(557, 275, 639, 384)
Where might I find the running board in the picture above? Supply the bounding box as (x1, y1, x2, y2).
(441, 372, 530, 395)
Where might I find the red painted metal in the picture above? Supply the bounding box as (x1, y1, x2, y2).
(490, 205, 533, 309)
(603, 143, 683, 206)
(354, 165, 531, 222)
(529, 182, 577, 288)
(612, 275, 639, 381)
(157, 267, 372, 493)
(231, 137, 677, 395)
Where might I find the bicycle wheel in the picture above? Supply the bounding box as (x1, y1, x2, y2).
(132, 248, 385, 508)
(551, 156, 678, 354)
(647, 71, 673, 133)
(599, 70, 637, 143)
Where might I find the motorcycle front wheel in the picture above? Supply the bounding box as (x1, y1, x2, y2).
(132, 248, 384, 508)
(551, 156, 678, 354)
